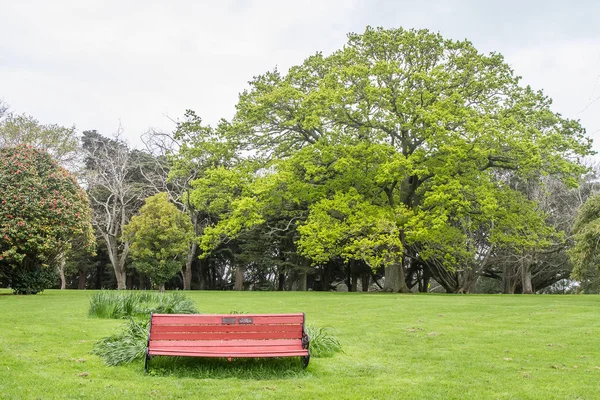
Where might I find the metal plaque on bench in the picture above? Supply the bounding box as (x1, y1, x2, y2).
(238, 317, 254, 324)
(222, 317, 237, 324)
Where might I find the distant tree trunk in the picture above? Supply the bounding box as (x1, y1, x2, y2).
(384, 238, 409, 293)
(361, 273, 370, 292)
(298, 270, 307, 291)
(198, 258, 207, 290)
(502, 264, 516, 294)
(159, 283, 165, 293)
(278, 272, 285, 291)
(183, 242, 197, 290)
(78, 269, 86, 289)
(234, 266, 244, 291)
(59, 257, 67, 290)
(104, 234, 128, 289)
(521, 260, 533, 294)
(419, 267, 430, 293)
(350, 272, 358, 292)
(384, 262, 409, 292)
(318, 264, 332, 291)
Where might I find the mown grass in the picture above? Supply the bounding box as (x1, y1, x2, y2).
(1, 290, 600, 399)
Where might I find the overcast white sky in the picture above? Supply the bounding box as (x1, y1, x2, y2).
(1, 0, 599, 154)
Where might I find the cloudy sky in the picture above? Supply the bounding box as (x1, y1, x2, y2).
(1, 0, 599, 153)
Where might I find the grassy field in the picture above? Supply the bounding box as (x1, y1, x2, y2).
(1, 290, 600, 399)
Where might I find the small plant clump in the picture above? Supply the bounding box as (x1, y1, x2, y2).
(305, 325, 343, 358)
(92, 318, 149, 366)
(88, 290, 198, 319)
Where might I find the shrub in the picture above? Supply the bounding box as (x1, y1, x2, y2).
(88, 291, 198, 319)
(306, 325, 343, 358)
(5, 264, 58, 295)
(0, 145, 95, 295)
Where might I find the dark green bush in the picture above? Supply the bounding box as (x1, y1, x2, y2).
(5, 265, 58, 295)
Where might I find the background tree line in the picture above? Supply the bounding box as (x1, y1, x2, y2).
(3, 27, 600, 294)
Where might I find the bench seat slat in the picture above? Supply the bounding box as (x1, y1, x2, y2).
(151, 314, 304, 325)
(150, 331, 301, 341)
(149, 350, 309, 358)
(150, 345, 304, 354)
(149, 339, 302, 348)
(151, 324, 302, 333)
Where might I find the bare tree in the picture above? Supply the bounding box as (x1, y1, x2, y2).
(83, 130, 150, 289)
(141, 128, 204, 290)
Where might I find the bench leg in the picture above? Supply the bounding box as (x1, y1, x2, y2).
(144, 352, 150, 373)
(302, 352, 310, 369)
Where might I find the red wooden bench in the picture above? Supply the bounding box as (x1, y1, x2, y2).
(145, 313, 310, 371)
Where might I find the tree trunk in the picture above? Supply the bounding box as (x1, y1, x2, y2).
(297, 270, 307, 291)
(278, 272, 285, 291)
(78, 269, 86, 290)
(521, 261, 533, 294)
(198, 258, 207, 290)
(104, 234, 128, 290)
(361, 273, 370, 292)
(183, 242, 197, 290)
(59, 258, 66, 290)
(322, 264, 331, 291)
(159, 283, 165, 293)
(502, 264, 513, 294)
(456, 265, 479, 294)
(384, 262, 409, 292)
(350, 271, 358, 292)
(419, 267, 430, 293)
(345, 264, 353, 292)
(234, 266, 245, 291)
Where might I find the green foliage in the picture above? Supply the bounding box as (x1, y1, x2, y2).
(92, 318, 149, 366)
(0, 145, 95, 294)
(305, 325, 342, 358)
(204, 26, 593, 291)
(6, 264, 58, 295)
(0, 113, 79, 165)
(570, 194, 600, 281)
(123, 193, 193, 288)
(88, 291, 198, 319)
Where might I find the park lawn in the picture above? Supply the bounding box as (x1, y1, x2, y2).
(1, 290, 599, 399)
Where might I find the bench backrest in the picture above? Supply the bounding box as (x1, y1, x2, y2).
(149, 313, 305, 343)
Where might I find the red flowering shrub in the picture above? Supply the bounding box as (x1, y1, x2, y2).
(0, 145, 95, 293)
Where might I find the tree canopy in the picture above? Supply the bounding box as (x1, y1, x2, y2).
(0, 145, 95, 293)
(200, 26, 593, 292)
(2, 27, 595, 294)
(123, 192, 193, 291)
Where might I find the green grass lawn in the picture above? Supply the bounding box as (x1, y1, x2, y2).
(1, 290, 600, 399)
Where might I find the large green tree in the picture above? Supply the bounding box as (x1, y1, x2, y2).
(123, 192, 193, 292)
(569, 193, 600, 288)
(207, 27, 592, 292)
(0, 145, 95, 294)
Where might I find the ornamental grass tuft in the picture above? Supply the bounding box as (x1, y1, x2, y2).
(88, 290, 198, 319)
(92, 318, 149, 366)
(305, 325, 343, 358)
